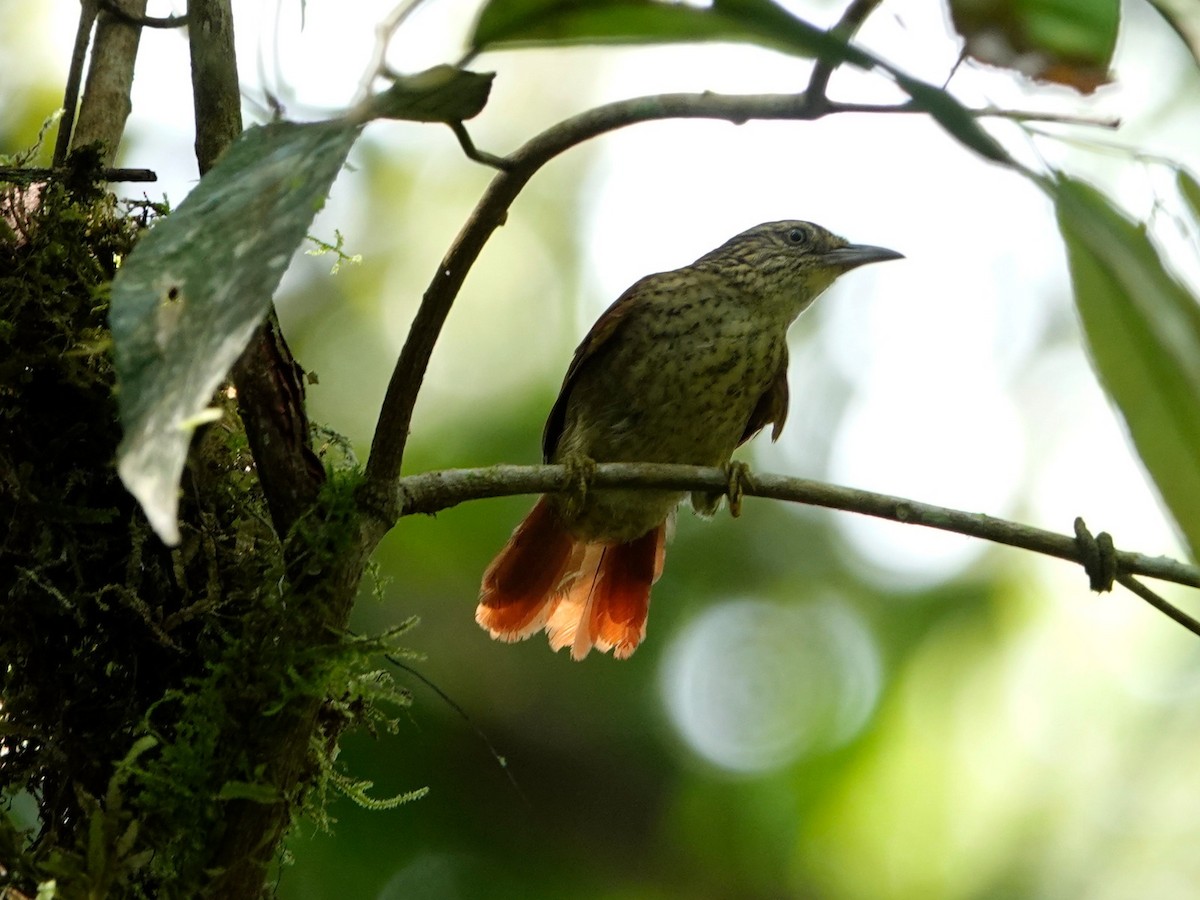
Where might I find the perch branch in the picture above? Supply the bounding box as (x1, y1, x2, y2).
(360, 88, 1119, 523)
(394, 462, 1200, 634)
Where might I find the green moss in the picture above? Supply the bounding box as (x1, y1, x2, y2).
(1, 157, 407, 898)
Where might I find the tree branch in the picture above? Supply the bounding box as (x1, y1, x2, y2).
(188, 0, 241, 174)
(358, 89, 1120, 529)
(70, 0, 149, 165)
(0, 166, 157, 184)
(186, 3, 327, 891)
(394, 462, 1200, 626)
(807, 0, 883, 104)
(54, 0, 98, 167)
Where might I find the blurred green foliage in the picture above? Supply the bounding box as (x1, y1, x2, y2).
(5, 2, 1200, 899)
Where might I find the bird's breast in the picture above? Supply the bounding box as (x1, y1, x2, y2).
(550, 299, 789, 540)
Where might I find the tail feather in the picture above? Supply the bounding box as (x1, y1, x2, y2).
(540, 525, 665, 661)
(476, 498, 576, 642)
(476, 502, 667, 661)
(546, 544, 605, 658)
(588, 527, 664, 660)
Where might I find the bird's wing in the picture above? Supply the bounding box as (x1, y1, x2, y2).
(738, 347, 789, 446)
(542, 277, 651, 461)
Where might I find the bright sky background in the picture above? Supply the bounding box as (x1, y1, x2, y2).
(31, 0, 1200, 778)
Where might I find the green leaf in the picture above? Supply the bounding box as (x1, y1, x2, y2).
(949, 0, 1119, 92)
(888, 75, 1011, 165)
(358, 65, 495, 123)
(470, 0, 1012, 165)
(1178, 167, 1200, 222)
(471, 0, 874, 65)
(1054, 176, 1200, 560)
(1023, 0, 1119, 60)
(1147, 0, 1200, 69)
(111, 120, 361, 544)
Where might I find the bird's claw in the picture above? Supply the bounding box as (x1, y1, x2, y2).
(563, 456, 597, 519)
(723, 460, 752, 518)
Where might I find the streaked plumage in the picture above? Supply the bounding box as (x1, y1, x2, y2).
(477, 221, 902, 659)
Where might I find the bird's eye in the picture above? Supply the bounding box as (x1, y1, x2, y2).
(787, 228, 807, 244)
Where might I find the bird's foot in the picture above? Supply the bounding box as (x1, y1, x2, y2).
(723, 460, 752, 518)
(562, 456, 597, 520)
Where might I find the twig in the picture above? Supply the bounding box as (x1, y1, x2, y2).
(1117, 574, 1200, 637)
(54, 0, 98, 167)
(807, 0, 883, 104)
(449, 121, 510, 170)
(0, 166, 156, 184)
(383, 654, 528, 803)
(358, 89, 1115, 522)
(354, 0, 434, 104)
(392, 462, 1200, 630)
(70, 0, 149, 165)
(845, 102, 1119, 128)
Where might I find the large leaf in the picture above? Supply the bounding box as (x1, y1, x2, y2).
(1178, 167, 1200, 222)
(470, 0, 1012, 165)
(112, 65, 495, 545)
(355, 65, 495, 122)
(1054, 176, 1200, 560)
(950, 0, 1120, 93)
(472, 0, 872, 64)
(1147, 0, 1200, 69)
(111, 120, 361, 544)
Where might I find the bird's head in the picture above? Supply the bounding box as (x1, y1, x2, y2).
(696, 219, 903, 316)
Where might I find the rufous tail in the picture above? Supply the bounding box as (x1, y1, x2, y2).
(476, 498, 666, 660)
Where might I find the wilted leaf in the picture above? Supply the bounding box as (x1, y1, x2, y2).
(1054, 176, 1200, 560)
(111, 120, 361, 544)
(950, 0, 1119, 93)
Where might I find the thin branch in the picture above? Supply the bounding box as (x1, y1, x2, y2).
(354, 0, 435, 104)
(807, 0, 883, 104)
(70, 0, 149, 166)
(0, 166, 157, 184)
(393, 461, 1200, 627)
(54, 0, 98, 167)
(843, 102, 1120, 128)
(449, 121, 510, 170)
(358, 89, 1115, 524)
(1117, 574, 1200, 637)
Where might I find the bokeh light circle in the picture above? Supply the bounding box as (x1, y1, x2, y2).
(660, 598, 881, 773)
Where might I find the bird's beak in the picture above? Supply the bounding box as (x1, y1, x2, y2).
(823, 243, 904, 271)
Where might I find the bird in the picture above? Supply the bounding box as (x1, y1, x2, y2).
(476, 220, 902, 660)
